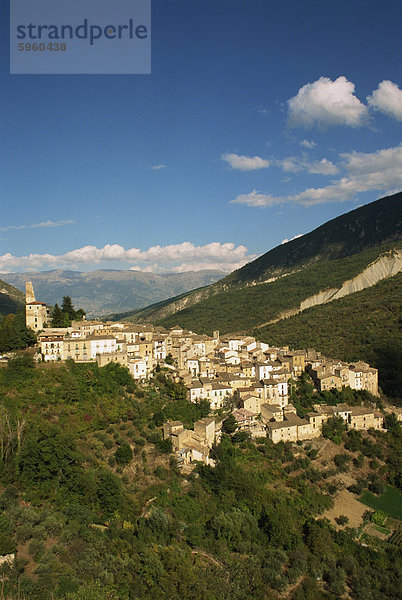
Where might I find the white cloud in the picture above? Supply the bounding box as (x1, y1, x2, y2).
(0, 241, 256, 273)
(278, 157, 302, 173)
(151, 164, 167, 170)
(231, 145, 402, 207)
(222, 153, 270, 171)
(0, 219, 75, 232)
(231, 190, 283, 208)
(367, 80, 402, 121)
(288, 76, 368, 128)
(129, 265, 159, 273)
(307, 158, 339, 175)
(300, 140, 316, 148)
(277, 156, 339, 175)
(281, 234, 303, 244)
(167, 261, 245, 273)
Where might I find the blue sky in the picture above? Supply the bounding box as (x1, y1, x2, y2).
(1, 0, 401, 274)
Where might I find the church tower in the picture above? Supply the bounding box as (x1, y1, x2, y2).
(25, 281, 48, 330)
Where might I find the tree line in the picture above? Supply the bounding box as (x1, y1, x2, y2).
(50, 296, 85, 327)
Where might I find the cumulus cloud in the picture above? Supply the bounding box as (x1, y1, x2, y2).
(306, 158, 339, 175)
(367, 80, 402, 121)
(281, 234, 303, 245)
(300, 140, 316, 148)
(0, 219, 75, 232)
(277, 157, 338, 175)
(231, 190, 283, 208)
(222, 153, 270, 171)
(151, 164, 167, 170)
(0, 241, 256, 273)
(288, 76, 368, 128)
(231, 145, 402, 207)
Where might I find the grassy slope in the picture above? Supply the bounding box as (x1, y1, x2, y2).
(257, 273, 402, 398)
(154, 243, 400, 334)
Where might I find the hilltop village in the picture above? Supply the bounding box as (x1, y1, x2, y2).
(26, 282, 383, 466)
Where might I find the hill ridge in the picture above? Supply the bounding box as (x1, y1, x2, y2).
(256, 247, 402, 328)
(127, 192, 401, 324)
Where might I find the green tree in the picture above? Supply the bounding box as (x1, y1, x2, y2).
(74, 308, 86, 321)
(290, 372, 315, 416)
(114, 442, 133, 466)
(334, 453, 351, 472)
(97, 469, 122, 517)
(62, 296, 76, 320)
(51, 303, 69, 327)
(17, 424, 82, 494)
(322, 416, 346, 444)
(222, 414, 237, 434)
(0, 312, 36, 352)
(164, 353, 174, 365)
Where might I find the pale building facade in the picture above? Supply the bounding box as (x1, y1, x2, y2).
(25, 282, 48, 331)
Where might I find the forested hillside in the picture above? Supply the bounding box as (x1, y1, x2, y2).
(257, 273, 402, 400)
(153, 244, 400, 334)
(0, 279, 24, 315)
(0, 356, 400, 599)
(127, 192, 402, 324)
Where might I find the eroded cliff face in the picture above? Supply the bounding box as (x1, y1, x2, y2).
(137, 248, 402, 325)
(259, 249, 402, 327)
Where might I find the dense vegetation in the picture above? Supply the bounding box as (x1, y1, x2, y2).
(0, 279, 24, 316)
(0, 356, 400, 599)
(51, 296, 85, 327)
(258, 273, 402, 400)
(153, 243, 399, 334)
(0, 312, 37, 353)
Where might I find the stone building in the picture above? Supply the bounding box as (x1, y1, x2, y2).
(25, 281, 48, 331)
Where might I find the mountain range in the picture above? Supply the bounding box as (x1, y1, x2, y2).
(0, 269, 226, 317)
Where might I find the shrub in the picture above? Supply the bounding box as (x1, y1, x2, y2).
(368, 480, 385, 495)
(371, 510, 387, 526)
(114, 442, 133, 466)
(353, 453, 365, 468)
(155, 439, 172, 454)
(322, 416, 346, 444)
(334, 453, 351, 472)
(154, 466, 168, 480)
(344, 429, 363, 452)
(222, 414, 237, 434)
(28, 538, 45, 562)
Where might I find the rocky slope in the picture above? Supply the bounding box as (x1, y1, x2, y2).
(257, 248, 402, 327)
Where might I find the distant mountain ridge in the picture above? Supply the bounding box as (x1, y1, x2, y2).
(125, 191, 402, 325)
(1, 269, 226, 317)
